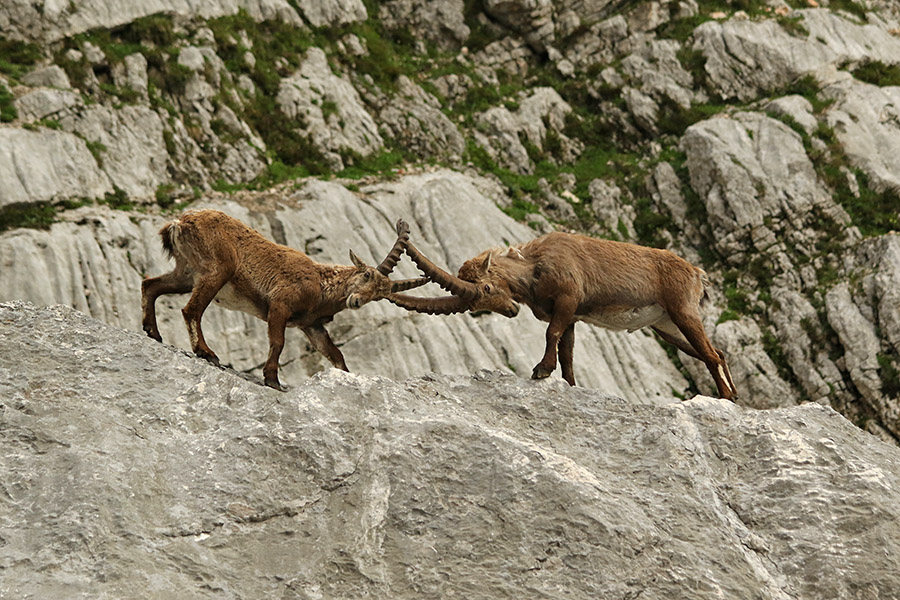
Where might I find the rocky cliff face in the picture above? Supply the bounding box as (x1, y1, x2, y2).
(1, 1, 899, 440)
(3, 301, 900, 599)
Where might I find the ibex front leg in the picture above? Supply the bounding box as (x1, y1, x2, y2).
(532, 295, 577, 381)
(302, 324, 349, 372)
(181, 268, 231, 366)
(559, 323, 577, 386)
(263, 303, 291, 390)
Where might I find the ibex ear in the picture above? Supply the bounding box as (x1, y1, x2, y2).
(349, 250, 367, 272)
(478, 252, 492, 275)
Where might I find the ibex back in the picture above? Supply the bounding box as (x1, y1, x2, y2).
(141, 210, 425, 390)
(389, 230, 738, 400)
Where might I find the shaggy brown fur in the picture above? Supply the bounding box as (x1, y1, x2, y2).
(391, 231, 737, 400)
(142, 210, 424, 390)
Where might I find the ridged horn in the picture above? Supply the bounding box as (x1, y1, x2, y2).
(377, 219, 411, 275)
(404, 239, 480, 301)
(390, 277, 431, 293)
(387, 293, 471, 315)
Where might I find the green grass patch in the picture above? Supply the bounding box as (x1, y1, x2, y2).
(878, 352, 900, 398)
(0, 82, 16, 123)
(0, 202, 57, 232)
(851, 60, 900, 87)
(0, 36, 42, 79)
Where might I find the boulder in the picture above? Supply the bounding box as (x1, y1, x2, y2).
(277, 47, 384, 171)
(3, 300, 900, 598)
(378, 0, 469, 49)
(0, 0, 302, 42)
(694, 9, 900, 102)
(821, 72, 900, 193)
(59, 105, 169, 200)
(377, 76, 465, 162)
(0, 128, 112, 207)
(293, 0, 366, 27)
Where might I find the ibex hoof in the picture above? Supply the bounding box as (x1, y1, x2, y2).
(143, 326, 162, 342)
(264, 377, 285, 392)
(196, 351, 220, 366)
(531, 365, 554, 380)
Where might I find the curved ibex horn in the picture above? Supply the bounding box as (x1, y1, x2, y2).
(390, 277, 431, 293)
(404, 239, 480, 301)
(387, 293, 471, 315)
(376, 219, 411, 275)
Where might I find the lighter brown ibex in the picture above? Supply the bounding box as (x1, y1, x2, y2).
(389, 228, 738, 400)
(141, 210, 426, 390)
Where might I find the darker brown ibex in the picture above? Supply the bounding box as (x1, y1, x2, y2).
(389, 229, 738, 400)
(141, 209, 426, 390)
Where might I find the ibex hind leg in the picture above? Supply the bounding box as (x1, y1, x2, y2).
(663, 309, 738, 401)
(141, 269, 193, 342)
(559, 323, 577, 386)
(181, 270, 231, 366)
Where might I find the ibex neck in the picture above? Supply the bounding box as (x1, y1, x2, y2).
(493, 255, 534, 302)
(319, 264, 357, 304)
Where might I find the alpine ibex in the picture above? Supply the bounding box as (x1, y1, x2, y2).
(141, 210, 426, 390)
(389, 229, 738, 400)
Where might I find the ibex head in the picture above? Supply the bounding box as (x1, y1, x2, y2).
(346, 220, 430, 309)
(387, 231, 520, 318)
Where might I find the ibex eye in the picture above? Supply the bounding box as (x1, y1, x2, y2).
(484, 284, 492, 293)
(364, 272, 371, 280)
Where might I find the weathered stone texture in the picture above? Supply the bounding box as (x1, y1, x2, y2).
(2, 301, 900, 599)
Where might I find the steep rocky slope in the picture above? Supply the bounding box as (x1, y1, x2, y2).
(3, 301, 900, 599)
(1, 0, 899, 439)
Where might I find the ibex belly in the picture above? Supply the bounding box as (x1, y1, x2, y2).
(580, 304, 666, 332)
(213, 283, 267, 320)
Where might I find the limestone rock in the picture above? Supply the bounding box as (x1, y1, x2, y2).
(377, 76, 465, 162)
(59, 105, 168, 200)
(277, 47, 384, 171)
(0, 128, 112, 207)
(378, 0, 469, 49)
(695, 9, 900, 101)
(293, 0, 366, 27)
(821, 73, 900, 193)
(0, 0, 302, 43)
(765, 95, 818, 135)
(20, 65, 71, 89)
(14, 88, 83, 123)
(3, 300, 900, 598)
(473, 87, 577, 174)
(826, 284, 888, 408)
(680, 112, 850, 262)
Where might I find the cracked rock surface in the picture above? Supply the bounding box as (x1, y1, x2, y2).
(3, 301, 900, 598)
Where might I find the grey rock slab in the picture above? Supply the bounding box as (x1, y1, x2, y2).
(0, 0, 302, 43)
(277, 47, 384, 170)
(694, 9, 900, 102)
(0, 128, 112, 207)
(822, 75, 900, 193)
(2, 301, 900, 598)
(59, 104, 168, 201)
